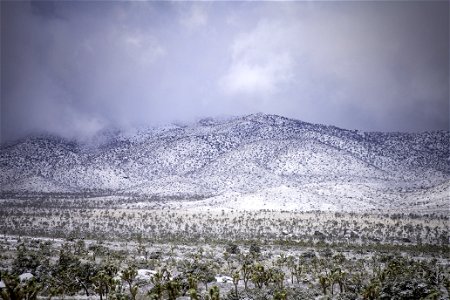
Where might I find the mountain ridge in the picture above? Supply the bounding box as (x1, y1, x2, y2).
(1, 114, 448, 213)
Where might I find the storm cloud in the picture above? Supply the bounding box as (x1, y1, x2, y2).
(1, 1, 448, 142)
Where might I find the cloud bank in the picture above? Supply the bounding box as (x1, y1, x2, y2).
(1, 1, 448, 142)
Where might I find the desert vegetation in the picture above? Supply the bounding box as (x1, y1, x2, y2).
(0, 193, 449, 299)
(0, 193, 448, 247)
(0, 235, 449, 300)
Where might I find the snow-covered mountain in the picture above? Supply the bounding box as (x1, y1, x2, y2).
(1, 114, 449, 212)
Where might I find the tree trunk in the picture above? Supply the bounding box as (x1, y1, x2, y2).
(80, 282, 89, 297)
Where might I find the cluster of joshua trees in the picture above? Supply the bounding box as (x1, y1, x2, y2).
(1, 238, 449, 300)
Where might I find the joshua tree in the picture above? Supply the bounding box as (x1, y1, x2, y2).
(239, 255, 253, 290)
(232, 271, 240, 298)
(270, 269, 285, 290)
(148, 270, 165, 300)
(0, 273, 42, 300)
(275, 254, 287, 269)
(92, 270, 114, 300)
(333, 253, 346, 266)
(318, 275, 330, 296)
(249, 243, 261, 257)
(188, 288, 199, 300)
(195, 263, 216, 291)
(12, 244, 40, 275)
(75, 262, 98, 297)
(273, 288, 287, 300)
(188, 275, 198, 292)
(292, 260, 305, 285)
(165, 279, 180, 300)
(208, 286, 220, 300)
(121, 265, 138, 300)
(251, 264, 269, 289)
(225, 243, 240, 255)
(362, 281, 380, 300)
(286, 256, 296, 285)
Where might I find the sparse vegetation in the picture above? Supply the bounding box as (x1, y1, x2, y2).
(0, 235, 449, 300)
(0, 194, 449, 299)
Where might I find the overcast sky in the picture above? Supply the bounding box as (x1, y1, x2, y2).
(1, 1, 449, 142)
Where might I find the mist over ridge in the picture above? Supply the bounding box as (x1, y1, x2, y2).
(2, 1, 449, 142)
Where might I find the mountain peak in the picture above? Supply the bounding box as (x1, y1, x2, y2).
(240, 113, 305, 127)
(1, 114, 448, 214)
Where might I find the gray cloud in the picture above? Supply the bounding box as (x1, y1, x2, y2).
(1, 1, 448, 142)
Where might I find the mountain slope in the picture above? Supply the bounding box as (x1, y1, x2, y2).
(1, 114, 448, 212)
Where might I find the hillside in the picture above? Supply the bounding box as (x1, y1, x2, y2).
(1, 114, 448, 213)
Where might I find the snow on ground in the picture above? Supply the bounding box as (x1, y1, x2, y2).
(136, 269, 157, 281)
(125, 180, 449, 214)
(19, 273, 34, 281)
(215, 275, 233, 283)
(1, 114, 448, 214)
(1, 176, 73, 193)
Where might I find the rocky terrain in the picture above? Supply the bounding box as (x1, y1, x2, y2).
(1, 113, 449, 213)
